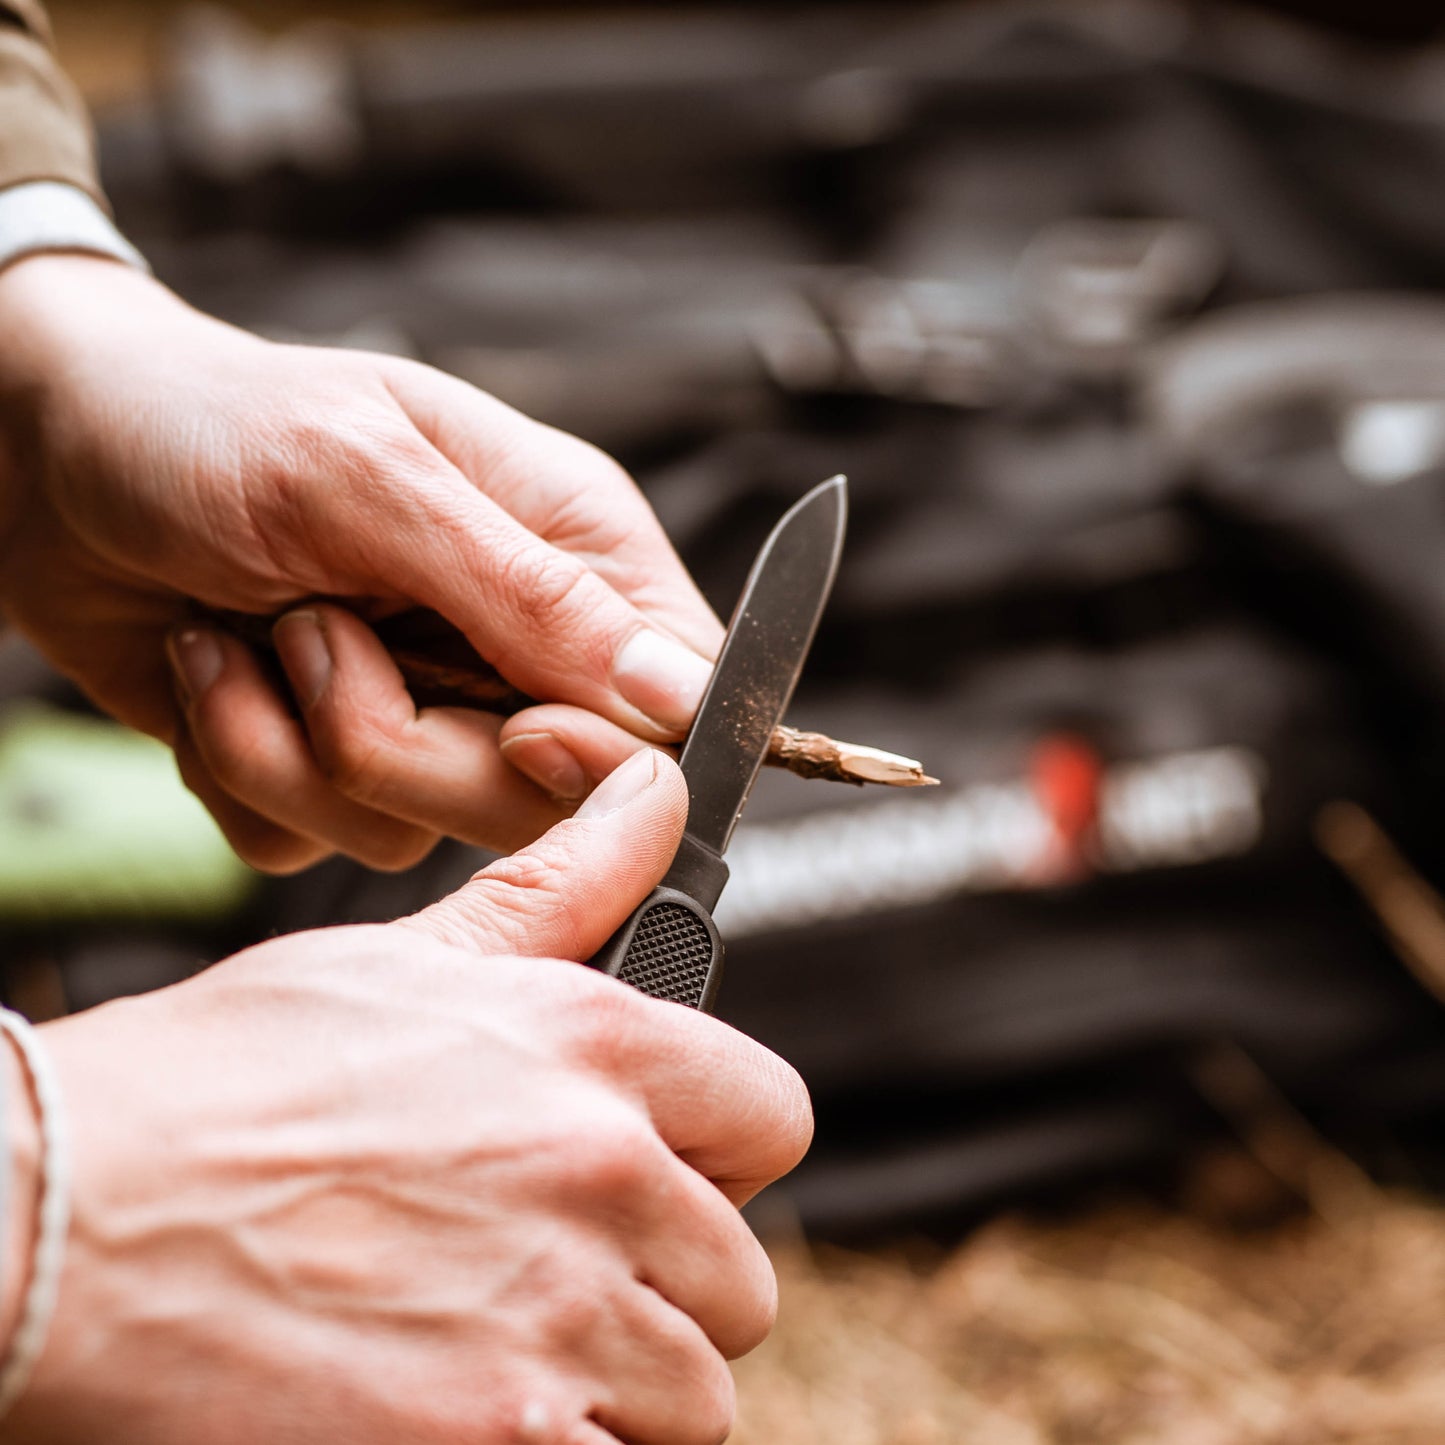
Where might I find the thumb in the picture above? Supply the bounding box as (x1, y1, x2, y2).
(404, 749, 688, 960)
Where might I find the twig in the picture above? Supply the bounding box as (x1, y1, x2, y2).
(205, 608, 938, 790)
(1316, 798, 1445, 1004)
(767, 726, 938, 787)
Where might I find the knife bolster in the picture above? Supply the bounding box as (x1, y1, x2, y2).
(660, 833, 730, 912)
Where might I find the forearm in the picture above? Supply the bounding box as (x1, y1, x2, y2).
(0, 254, 166, 576)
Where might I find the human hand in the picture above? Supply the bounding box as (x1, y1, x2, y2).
(3, 749, 810, 1444)
(0, 255, 722, 873)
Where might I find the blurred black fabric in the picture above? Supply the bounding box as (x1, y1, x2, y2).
(14, 0, 1445, 1233)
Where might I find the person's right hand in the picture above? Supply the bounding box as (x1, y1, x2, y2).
(0, 255, 724, 875)
(4, 750, 811, 1445)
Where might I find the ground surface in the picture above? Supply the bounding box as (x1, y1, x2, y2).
(39, 6, 1445, 1440)
(734, 1194, 1445, 1444)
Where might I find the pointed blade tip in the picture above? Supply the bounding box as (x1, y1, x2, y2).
(794, 473, 848, 545)
(765, 474, 847, 569)
(678, 472, 850, 851)
(792, 473, 847, 513)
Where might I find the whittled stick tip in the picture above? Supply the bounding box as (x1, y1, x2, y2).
(767, 726, 939, 789)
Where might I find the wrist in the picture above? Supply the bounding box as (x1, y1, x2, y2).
(0, 253, 178, 563)
(0, 250, 170, 391)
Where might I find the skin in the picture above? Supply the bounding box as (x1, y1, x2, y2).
(0, 254, 715, 873)
(0, 749, 813, 1443)
(0, 253, 814, 1438)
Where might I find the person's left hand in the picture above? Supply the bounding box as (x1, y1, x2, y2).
(5, 750, 814, 1445)
(0, 255, 721, 873)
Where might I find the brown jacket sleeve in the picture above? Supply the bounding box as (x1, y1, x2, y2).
(0, 0, 100, 199)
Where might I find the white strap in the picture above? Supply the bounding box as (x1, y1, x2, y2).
(0, 180, 148, 276)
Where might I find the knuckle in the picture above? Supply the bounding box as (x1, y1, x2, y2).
(758, 1060, 815, 1175)
(245, 449, 308, 536)
(371, 424, 441, 482)
(228, 824, 326, 876)
(480, 849, 568, 900)
(469, 850, 578, 952)
(496, 543, 598, 641)
(690, 1353, 737, 1445)
(241, 446, 333, 576)
(174, 744, 327, 876)
(562, 1102, 662, 1202)
(294, 409, 427, 488)
(194, 714, 279, 795)
(353, 827, 439, 874)
(554, 1276, 609, 1346)
(312, 721, 393, 802)
(488, 1390, 576, 1445)
(344, 431, 444, 517)
(244, 410, 442, 566)
(548, 973, 643, 1066)
(730, 1251, 780, 1356)
(519, 1243, 612, 1349)
(547, 425, 634, 491)
(390, 1385, 540, 1445)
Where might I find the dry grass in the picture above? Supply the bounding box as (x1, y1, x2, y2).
(734, 1189, 1445, 1444)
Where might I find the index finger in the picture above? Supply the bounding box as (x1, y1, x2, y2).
(620, 996, 814, 1207)
(529, 957, 814, 1206)
(345, 467, 713, 741)
(382, 359, 724, 661)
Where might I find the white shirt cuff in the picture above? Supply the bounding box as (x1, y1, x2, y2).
(0, 181, 148, 276)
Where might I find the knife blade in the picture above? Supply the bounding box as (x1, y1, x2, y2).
(590, 474, 848, 1010)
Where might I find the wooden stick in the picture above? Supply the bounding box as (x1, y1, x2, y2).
(1315, 799, 1445, 1004)
(207, 609, 939, 790)
(767, 726, 938, 787)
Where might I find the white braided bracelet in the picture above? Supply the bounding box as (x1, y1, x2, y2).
(0, 1009, 71, 1419)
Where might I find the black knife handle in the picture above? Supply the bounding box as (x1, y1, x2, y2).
(592, 887, 725, 1012)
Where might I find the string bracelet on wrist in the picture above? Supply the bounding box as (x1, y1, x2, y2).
(0, 1007, 71, 1420)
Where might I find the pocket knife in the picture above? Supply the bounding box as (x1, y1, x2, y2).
(590, 474, 847, 1012)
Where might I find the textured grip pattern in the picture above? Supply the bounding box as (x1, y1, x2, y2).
(617, 901, 715, 1005)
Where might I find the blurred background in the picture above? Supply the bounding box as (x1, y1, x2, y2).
(12, 1, 1445, 1436)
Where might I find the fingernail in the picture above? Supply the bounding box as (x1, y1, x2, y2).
(273, 610, 331, 709)
(167, 628, 224, 703)
(611, 630, 713, 735)
(499, 732, 589, 802)
(574, 749, 660, 821)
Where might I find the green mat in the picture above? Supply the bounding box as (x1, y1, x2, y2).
(0, 705, 257, 922)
